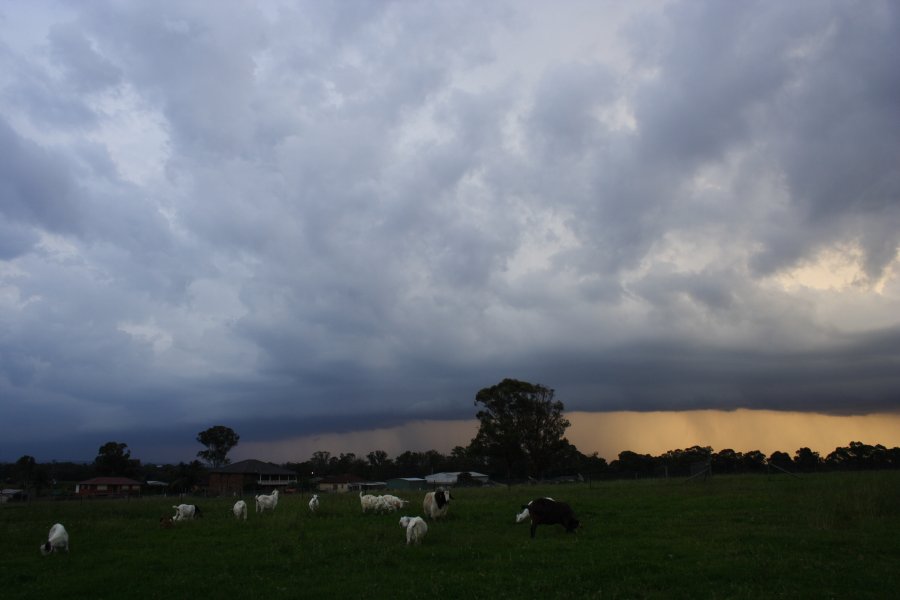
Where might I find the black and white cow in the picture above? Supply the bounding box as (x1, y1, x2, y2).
(516, 497, 579, 538)
(423, 487, 453, 519)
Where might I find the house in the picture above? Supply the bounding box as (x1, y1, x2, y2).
(424, 471, 490, 486)
(386, 477, 428, 490)
(207, 459, 298, 495)
(0, 488, 25, 503)
(317, 474, 369, 493)
(75, 477, 143, 497)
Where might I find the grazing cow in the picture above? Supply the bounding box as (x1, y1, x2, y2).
(399, 515, 428, 545)
(517, 497, 579, 538)
(255, 490, 279, 513)
(40, 523, 69, 555)
(423, 488, 452, 519)
(381, 494, 408, 511)
(172, 504, 203, 521)
(233, 500, 248, 521)
(308, 494, 319, 513)
(370, 494, 407, 514)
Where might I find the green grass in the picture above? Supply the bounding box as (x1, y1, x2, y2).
(3, 472, 899, 599)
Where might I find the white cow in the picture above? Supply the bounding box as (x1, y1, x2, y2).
(360, 491, 378, 513)
(399, 516, 428, 545)
(40, 523, 69, 555)
(308, 494, 320, 513)
(255, 490, 279, 513)
(233, 500, 248, 520)
(380, 494, 408, 511)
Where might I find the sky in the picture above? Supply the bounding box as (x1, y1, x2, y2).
(1, 1, 899, 465)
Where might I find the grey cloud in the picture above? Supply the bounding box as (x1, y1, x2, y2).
(48, 22, 121, 92)
(527, 61, 619, 158)
(0, 220, 38, 259)
(746, 2, 899, 278)
(1, 1, 899, 463)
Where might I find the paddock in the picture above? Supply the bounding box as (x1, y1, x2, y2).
(2, 473, 898, 598)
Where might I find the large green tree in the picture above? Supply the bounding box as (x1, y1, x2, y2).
(196, 425, 240, 468)
(472, 378, 570, 479)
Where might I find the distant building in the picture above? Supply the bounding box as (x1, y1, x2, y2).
(386, 477, 428, 491)
(0, 488, 25, 503)
(145, 480, 170, 495)
(317, 474, 369, 493)
(75, 477, 143, 497)
(207, 459, 298, 495)
(424, 472, 490, 486)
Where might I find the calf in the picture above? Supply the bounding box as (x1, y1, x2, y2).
(40, 523, 69, 555)
(308, 494, 319, 513)
(518, 497, 579, 539)
(422, 487, 452, 519)
(399, 515, 428, 545)
(172, 504, 203, 521)
(233, 500, 248, 521)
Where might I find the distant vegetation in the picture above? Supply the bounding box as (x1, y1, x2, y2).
(2, 379, 899, 496)
(3, 441, 899, 498)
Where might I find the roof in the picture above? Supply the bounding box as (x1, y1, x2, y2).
(388, 477, 427, 482)
(77, 477, 144, 485)
(211, 459, 297, 475)
(319, 473, 367, 484)
(424, 471, 489, 483)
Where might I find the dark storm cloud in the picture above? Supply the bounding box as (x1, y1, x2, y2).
(0, 118, 82, 233)
(1, 1, 899, 462)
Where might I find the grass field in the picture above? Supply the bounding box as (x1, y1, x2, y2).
(3, 472, 899, 599)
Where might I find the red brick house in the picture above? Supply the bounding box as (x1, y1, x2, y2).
(76, 477, 143, 497)
(207, 459, 298, 495)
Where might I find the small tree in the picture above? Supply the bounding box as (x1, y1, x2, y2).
(366, 450, 393, 480)
(14, 455, 37, 488)
(196, 425, 240, 468)
(793, 447, 822, 472)
(95, 442, 139, 476)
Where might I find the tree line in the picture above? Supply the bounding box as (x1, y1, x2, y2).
(4, 440, 900, 497)
(3, 379, 900, 494)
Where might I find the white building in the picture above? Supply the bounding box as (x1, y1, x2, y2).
(424, 472, 489, 486)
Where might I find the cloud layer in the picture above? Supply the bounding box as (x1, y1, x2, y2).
(1, 1, 899, 462)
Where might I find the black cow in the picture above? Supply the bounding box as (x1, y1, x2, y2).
(517, 497, 580, 538)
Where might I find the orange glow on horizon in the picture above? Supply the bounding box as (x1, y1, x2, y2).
(565, 409, 900, 461)
(233, 409, 900, 464)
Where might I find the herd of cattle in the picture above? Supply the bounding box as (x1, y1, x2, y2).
(40, 488, 580, 554)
